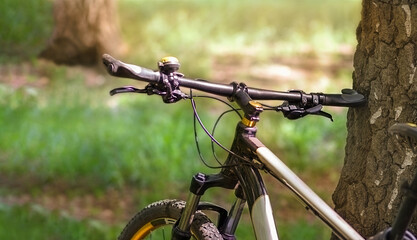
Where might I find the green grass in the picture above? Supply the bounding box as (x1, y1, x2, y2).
(0, 76, 204, 188)
(278, 220, 331, 239)
(0, 204, 119, 240)
(0, 0, 52, 62)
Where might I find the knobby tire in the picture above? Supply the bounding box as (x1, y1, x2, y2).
(118, 199, 222, 240)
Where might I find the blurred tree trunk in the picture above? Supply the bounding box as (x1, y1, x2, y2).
(332, 0, 417, 238)
(40, 0, 123, 66)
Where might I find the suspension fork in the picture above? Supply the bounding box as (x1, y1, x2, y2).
(219, 185, 247, 239)
(172, 172, 239, 240)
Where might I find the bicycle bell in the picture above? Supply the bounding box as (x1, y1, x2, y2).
(158, 56, 180, 74)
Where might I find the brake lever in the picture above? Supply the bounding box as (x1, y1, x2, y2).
(311, 110, 333, 121)
(109, 84, 189, 103)
(110, 86, 148, 96)
(277, 103, 333, 121)
(110, 84, 169, 96)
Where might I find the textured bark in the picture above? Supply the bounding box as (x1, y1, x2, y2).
(332, 0, 417, 238)
(40, 0, 122, 66)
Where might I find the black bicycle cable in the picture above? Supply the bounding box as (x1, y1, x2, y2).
(191, 96, 235, 169)
(189, 89, 256, 169)
(191, 95, 244, 165)
(191, 93, 247, 168)
(191, 104, 226, 169)
(210, 109, 241, 165)
(191, 95, 243, 119)
(189, 93, 282, 169)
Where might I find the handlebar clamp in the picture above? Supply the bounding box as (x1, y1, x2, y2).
(158, 72, 188, 103)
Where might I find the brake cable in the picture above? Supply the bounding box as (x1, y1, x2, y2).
(189, 89, 258, 169)
(190, 95, 242, 166)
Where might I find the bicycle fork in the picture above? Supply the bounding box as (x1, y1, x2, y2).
(172, 172, 243, 240)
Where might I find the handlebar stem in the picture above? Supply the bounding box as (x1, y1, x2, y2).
(231, 83, 264, 127)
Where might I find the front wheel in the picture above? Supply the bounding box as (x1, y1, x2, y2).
(118, 199, 222, 240)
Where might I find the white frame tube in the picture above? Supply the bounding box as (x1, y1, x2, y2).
(251, 194, 279, 240)
(255, 146, 364, 240)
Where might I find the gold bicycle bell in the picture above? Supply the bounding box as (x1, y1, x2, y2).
(158, 56, 180, 74)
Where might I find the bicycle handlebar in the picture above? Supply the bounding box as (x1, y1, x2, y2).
(102, 54, 366, 107)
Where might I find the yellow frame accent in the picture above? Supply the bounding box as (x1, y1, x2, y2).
(242, 117, 256, 127)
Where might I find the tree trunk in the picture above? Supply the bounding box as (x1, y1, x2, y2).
(332, 0, 417, 238)
(40, 0, 122, 66)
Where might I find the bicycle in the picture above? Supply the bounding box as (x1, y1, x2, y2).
(102, 54, 417, 240)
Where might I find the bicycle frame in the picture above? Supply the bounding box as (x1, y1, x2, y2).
(176, 121, 364, 240)
(174, 87, 365, 240)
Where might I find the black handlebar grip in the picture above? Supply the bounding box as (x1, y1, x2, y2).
(322, 89, 366, 107)
(102, 54, 160, 83)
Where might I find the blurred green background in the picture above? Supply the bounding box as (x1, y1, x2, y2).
(0, 0, 361, 239)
